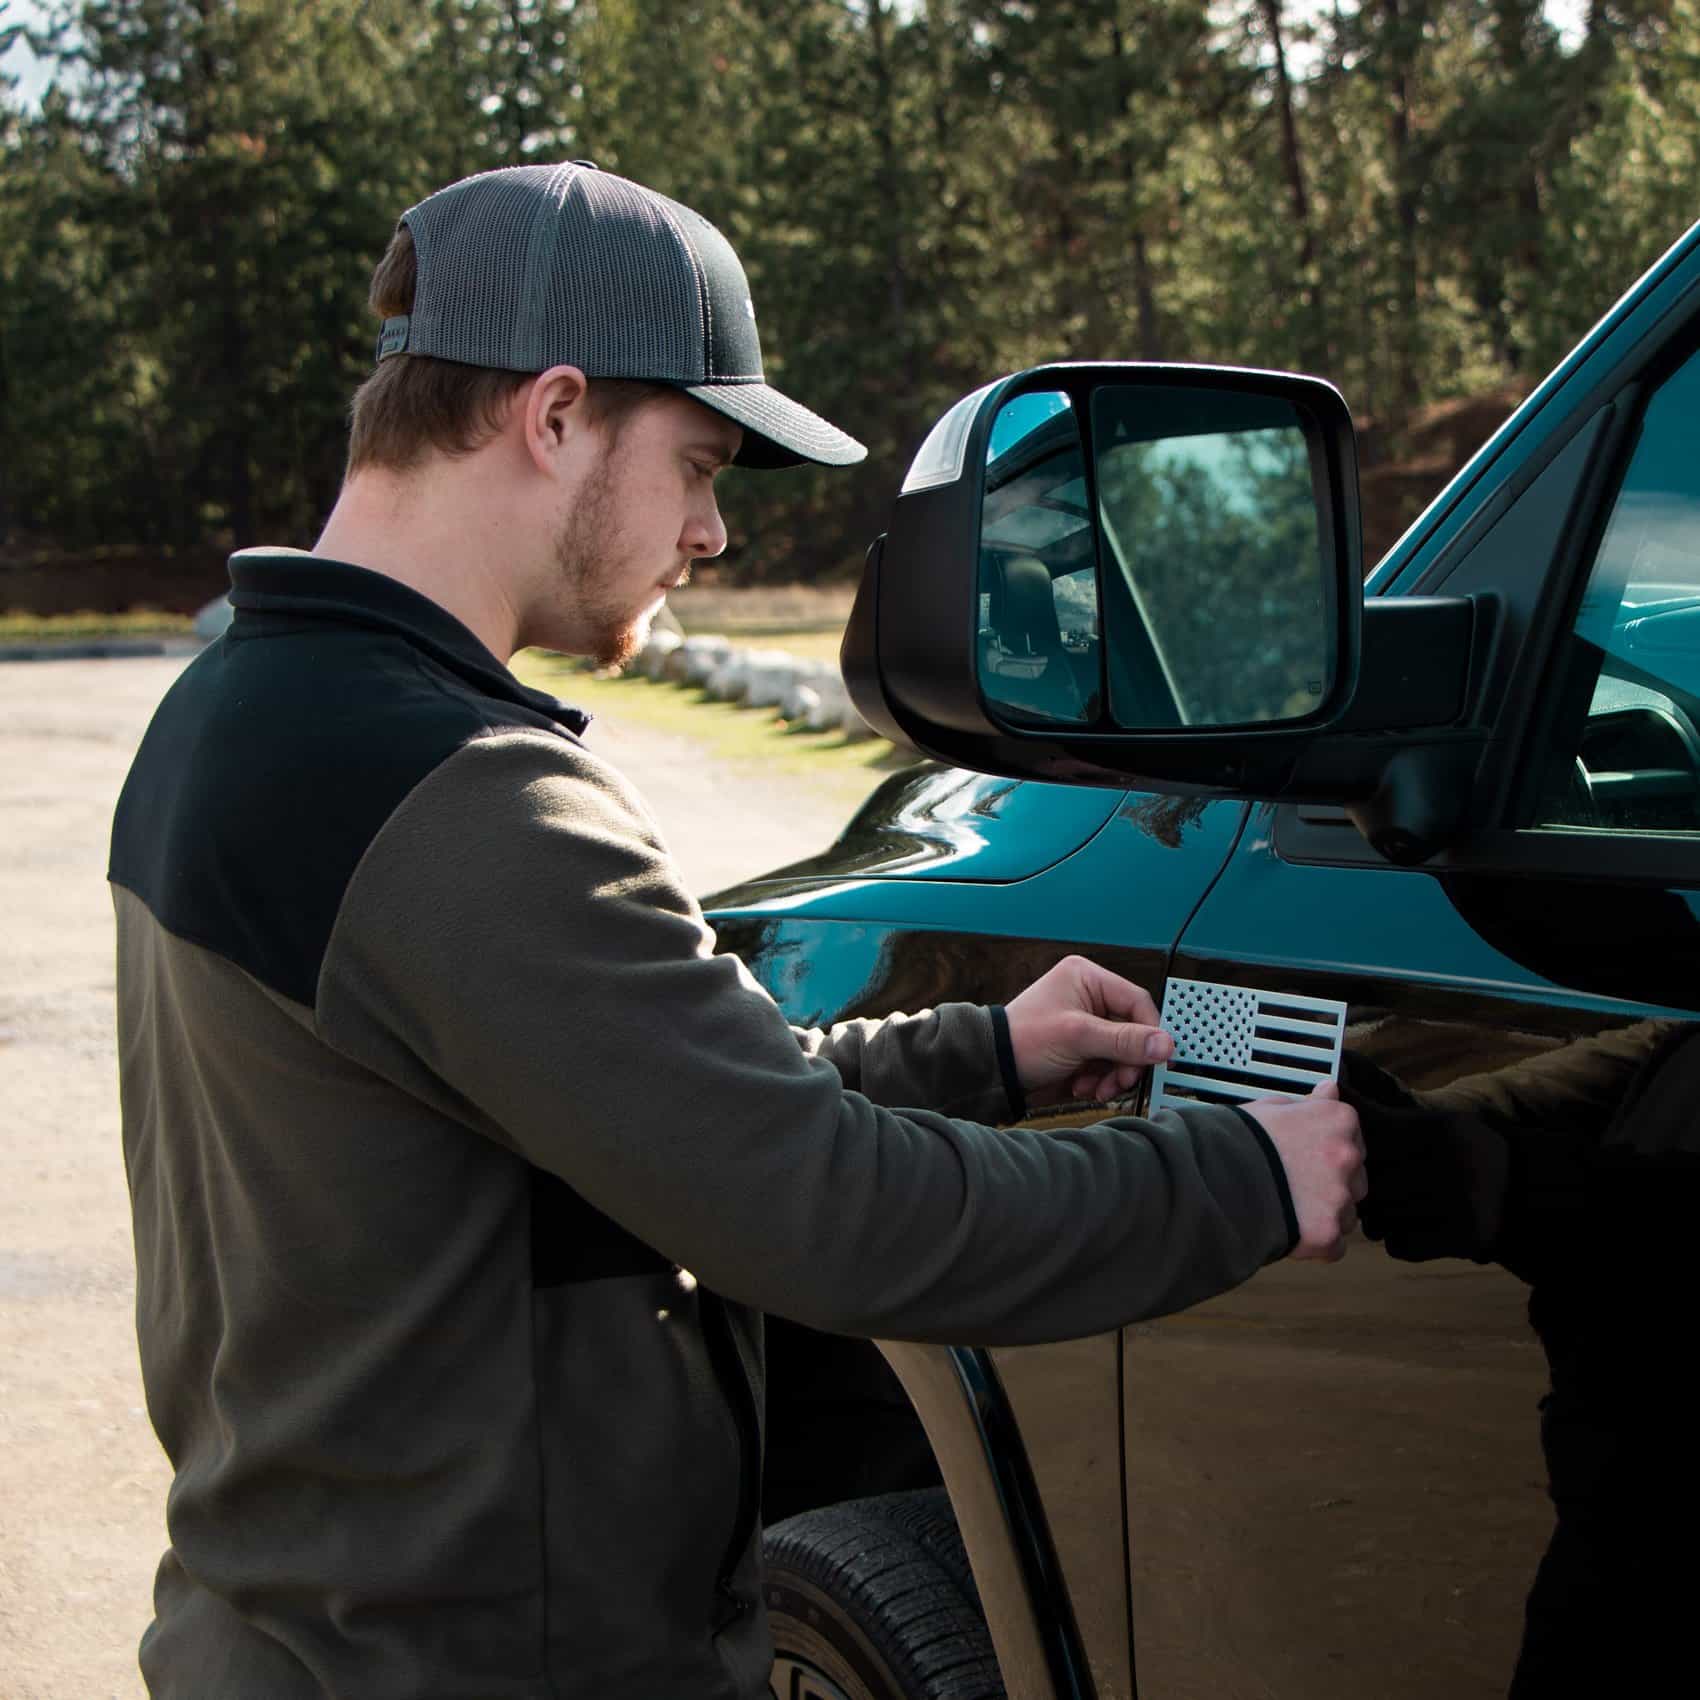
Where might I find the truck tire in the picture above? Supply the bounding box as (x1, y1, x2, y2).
(763, 1488, 1007, 1700)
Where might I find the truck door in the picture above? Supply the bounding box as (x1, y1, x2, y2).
(1126, 334, 1700, 1696)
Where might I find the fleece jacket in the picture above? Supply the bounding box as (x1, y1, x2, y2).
(109, 550, 1297, 1699)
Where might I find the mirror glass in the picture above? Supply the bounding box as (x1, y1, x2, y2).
(977, 392, 1102, 728)
(1090, 385, 1330, 729)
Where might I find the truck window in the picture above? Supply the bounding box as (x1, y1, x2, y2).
(1532, 345, 1700, 834)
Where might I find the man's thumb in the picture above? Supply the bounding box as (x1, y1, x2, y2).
(1311, 1078, 1340, 1100)
(1091, 1018, 1172, 1063)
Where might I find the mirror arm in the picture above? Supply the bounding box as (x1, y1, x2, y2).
(1334, 596, 1479, 731)
(1289, 595, 1498, 862)
(1344, 738, 1489, 864)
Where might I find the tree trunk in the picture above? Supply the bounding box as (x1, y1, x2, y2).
(1108, 12, 1165, 360)
(1130, 228, 1162, 361)
(1258, 0, 1326, 372)
(866, 0, 914, 389)
(0, 311, 13, 544)
(505, 0, 529, 158)
(219, 250, 255, 546)
(1382, 0, 1422, 418)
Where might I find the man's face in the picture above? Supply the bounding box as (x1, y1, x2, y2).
(544, 390, 741, 667)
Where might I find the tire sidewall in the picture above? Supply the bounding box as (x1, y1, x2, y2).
(766, 1568, 908, 1700)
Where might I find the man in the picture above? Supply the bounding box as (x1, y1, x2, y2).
(1346, 1025, 1699, 1696)
(111, 162, 1364, 1698)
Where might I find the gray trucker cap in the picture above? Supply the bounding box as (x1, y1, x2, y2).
(375, 161, 866, 470)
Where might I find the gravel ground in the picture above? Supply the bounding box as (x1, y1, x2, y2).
(0, 653, 857, 1698)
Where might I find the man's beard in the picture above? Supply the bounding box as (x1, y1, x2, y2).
(552, 456, 655, 671)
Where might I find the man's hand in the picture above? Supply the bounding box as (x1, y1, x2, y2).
(1005, 955, 1174, 1106)
(1340, 1054, 1509, 1263)
(1244, 1080, 1367, 1262)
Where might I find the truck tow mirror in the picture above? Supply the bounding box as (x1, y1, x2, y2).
(843, 363, 1367, 798)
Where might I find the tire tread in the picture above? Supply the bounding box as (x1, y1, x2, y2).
(763, 1488, 1005, 1700)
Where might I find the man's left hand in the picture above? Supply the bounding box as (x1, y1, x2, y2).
(1005, 955, 1174, 1108)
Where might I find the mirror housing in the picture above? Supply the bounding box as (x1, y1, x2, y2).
(845, 364, 1493, 848)
(844, 363, 1367, 797)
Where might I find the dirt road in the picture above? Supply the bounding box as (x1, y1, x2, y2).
(0, 654, 859, 1698)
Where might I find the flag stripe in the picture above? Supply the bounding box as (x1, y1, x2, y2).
(1252, 1036, 1339, 1062)
(1182, 1056, 1331, 1088)
(1256, 1013, 1343, 1039)
(1250, 992, 1350, 1015)
(1159, 1072, 1270, 1103)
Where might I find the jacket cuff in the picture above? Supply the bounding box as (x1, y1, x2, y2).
(989, 1005, 1026, 1123)
(1231, 1105, 1300, 1254)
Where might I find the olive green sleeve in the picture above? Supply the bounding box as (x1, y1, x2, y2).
(1419, 1018, 1681, 1132)
(317, 732, 1293, 1345)
(790, 1003, 1021, 1123)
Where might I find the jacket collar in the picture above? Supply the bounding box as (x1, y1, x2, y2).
(226, 549, 591, 737)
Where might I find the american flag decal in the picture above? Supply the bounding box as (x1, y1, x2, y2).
(1148, 978, 1347, 1113)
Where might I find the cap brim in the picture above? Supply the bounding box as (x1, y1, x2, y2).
(684, 382, 867, 470)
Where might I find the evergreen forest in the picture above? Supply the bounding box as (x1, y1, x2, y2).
(2, 0, 1697, 593)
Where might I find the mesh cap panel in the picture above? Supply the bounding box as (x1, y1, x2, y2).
(388, 161, 865, 466)
(404, 164, 712, 380)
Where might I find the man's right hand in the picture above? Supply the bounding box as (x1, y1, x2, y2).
(1244, 1080, 1367, 1262)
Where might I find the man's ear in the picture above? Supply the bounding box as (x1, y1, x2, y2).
(522, 365, 591, 475)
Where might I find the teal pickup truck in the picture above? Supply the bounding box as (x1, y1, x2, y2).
(708, 218, 1700, 1700)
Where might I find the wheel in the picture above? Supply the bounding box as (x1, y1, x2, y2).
(764, 1488, 1006, 1700)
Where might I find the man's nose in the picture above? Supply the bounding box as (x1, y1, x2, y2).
(685, 495, 728, 561)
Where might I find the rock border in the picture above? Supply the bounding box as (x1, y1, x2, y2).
(598, 630, 879, 741)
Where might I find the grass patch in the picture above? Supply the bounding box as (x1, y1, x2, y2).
(516, 651, 915, 816)
(667, 582, 852, 664)
(668, 581, 854, 629)
(689, 623, 847, 663)
(0, 608, 195, 640)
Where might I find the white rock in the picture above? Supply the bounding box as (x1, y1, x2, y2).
(639, 628, 684, 679)
(803, 673, 850, 729)
(706, 652, 751, 701)
(779, 682, 821, 724)
(193, 596, 234, 641)
(811, 678, 876, 740)
(739, 650, 800, 709)
(668, 633, 733, 685)
(839, 703, 877, 741)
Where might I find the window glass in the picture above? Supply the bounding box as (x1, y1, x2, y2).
(1533, 349, 1700, 833)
